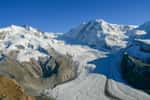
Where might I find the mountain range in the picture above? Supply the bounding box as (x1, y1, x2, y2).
(0, 19, 150, 100)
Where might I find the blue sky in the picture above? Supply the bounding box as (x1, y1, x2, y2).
(0, 0, 150, 32)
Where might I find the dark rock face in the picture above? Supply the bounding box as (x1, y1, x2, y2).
(121, 53, 150, 93)
(39, 56, 58, 78)
(0, 76, 35, 100)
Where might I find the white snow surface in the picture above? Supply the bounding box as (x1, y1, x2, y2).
(0, 25, 57, 62)
(65, 19, 137, 50)
(135, 39, 150, 45)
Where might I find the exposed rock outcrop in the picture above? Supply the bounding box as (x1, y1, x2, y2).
(0, 76, 35, 100)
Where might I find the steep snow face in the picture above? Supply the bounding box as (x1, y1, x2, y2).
(138, 21, 150, 33)
(65, 19, 136, 50)
(0, 25, 57, 62)
(133, 21, 150, 39)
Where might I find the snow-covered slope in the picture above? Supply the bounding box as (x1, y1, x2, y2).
(0, 25, 56, 62)
(138, 21, 150, 33)
(65, 19, 137, 51)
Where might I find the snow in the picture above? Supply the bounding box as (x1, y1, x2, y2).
(43, 19, 150, 100)
(0, 25, 53, 62)
(48, 38, 107, 74)
(135, 39, 150, 45)
(138, 21, 150, 33)
(0, 19, 150, 100)
(16, 49, 48, 62)
(126, 45, 150, 60)
(65, 19, 136, 51)
(45, 74, 110, 100)
(44, 46, 150, 100)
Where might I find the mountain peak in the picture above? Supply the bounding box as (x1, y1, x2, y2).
(65, 19, 137, 50)
(88, 19, 108, 26)
(139, 21, 150, 33)
(142, 21, 150, 25)
(0, 25, 42, 35)
(95, 19, 107, 23)
(10, 24, 24, 29)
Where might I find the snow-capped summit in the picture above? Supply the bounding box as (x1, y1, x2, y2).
(65, 19, 136, 50)
(0, 25, 45, 38)
(22, 25, 41, 32)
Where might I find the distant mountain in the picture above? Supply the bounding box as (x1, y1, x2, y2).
(139, 21, 150, 33)
(65, 19, 137, 50)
